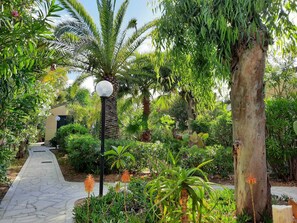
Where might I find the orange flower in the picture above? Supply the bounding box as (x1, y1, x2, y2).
(84, 174, 95, 193)
(246, 175, 256, 185)
(121, 170, 131, 183)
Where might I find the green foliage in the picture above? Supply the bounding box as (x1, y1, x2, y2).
(66, 134, 99, 173)
(167, 96, 189, 130)
(265, 54, 297, 99)
(74, 178, 156, 223)
(266, 97, 297, 180)
(0, 0, 62, 167)
(146, 151, 214, 223)
(208, 111, 233, 147)
(105, 139, 167, 174)
(190, 119, 210, 135)
(55, 123, 88, 150)
(150, 114, 176, 143)
(180, 145, 233, 178)
(201, 189, 236, 223)
(294, 121, 297, 135)
(155, 0, 297, 73)
(104, 145, 136, 172)
(66, 87, 101, 130)
(0, 147, 14, 183)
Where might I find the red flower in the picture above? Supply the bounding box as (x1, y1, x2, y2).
(11, 10, 19, 17)
(121, 170, 131, 183)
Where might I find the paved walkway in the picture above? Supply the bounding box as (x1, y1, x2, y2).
(0, 144, 112, 223)
(0, 144, 296, 223)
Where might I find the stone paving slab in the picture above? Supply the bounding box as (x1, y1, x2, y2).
(0, 143, 296, 223)
(0, 144, 112, 223)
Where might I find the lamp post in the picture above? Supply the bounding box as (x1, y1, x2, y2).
(96, 80, 113, 197)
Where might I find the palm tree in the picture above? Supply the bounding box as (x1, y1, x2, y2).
(119, 53, 173, 141)
(54, 0, 155, 138)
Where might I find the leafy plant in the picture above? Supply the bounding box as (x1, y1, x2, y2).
(74, 179, 156, 223)
(180, 145, 233, 178)
(55, 123, 88, 150)
(104, 145, 135, 173)
(146, 150, 214, 223)
(266, 98, 297, 180)
(66, 134, 99, 172)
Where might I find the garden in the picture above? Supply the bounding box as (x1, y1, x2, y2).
(0, 0, 297, 223)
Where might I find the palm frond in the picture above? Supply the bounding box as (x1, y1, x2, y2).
(97, 0, 114, 67)
(59, 0, 100, 39)
(55, 20, 90, 38)
(111, 0, 129, 52)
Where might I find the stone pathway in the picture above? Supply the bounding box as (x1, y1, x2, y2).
(0, 144, 296, 223)
(0, 144, 112, 223)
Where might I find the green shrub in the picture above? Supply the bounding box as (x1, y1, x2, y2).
(208, 112, 232, 147)
(190, 119, 210, 134)
(105, 139, 167, 174)
(66, 134, 99, 173)
(180, 145, 233, 178)
(55, 123, 88, 150)
(0, 147, 14, 183)
(266, 98, 297, 180)
(74, 178, 156, 223)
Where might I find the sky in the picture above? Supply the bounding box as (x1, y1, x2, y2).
(58, 0, 159, 91)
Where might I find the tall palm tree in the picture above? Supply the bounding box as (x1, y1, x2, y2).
(54, 0, 155, 138)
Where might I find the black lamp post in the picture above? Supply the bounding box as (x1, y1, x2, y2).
(96, 80, 113, 197)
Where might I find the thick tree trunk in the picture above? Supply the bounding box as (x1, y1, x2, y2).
(16, 140, 27, 159)
(140, 95, 151, 142)
(231, 39, 271, 221)
(104, 76, 119, 139)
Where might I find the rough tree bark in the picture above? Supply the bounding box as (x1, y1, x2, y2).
(140, 95, 151, 142)
(103, 76, 119, 139)
(231, 36, 272, 221)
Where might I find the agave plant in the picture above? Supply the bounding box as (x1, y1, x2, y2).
(53, 0, 156, 139)
(146, 150, 214, 223)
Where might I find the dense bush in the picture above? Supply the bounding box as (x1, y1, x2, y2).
(105, 139, 167, 174)
(74, 178, 157, 223)
(190, 118, 210, 134)
(266, 98, 297, 180)
(208, 112, 233, 147)
(66, 134, 100, 173)
(0, 147, 14, 183)
(180, 145, 233, 178)
(54, 123, 89, 150)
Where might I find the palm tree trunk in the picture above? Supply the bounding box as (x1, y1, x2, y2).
(104, 76, 119, 139)
(140, 95, 151, 142)
(231, 34, 271, 221)
(180, 188, 189, 223)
